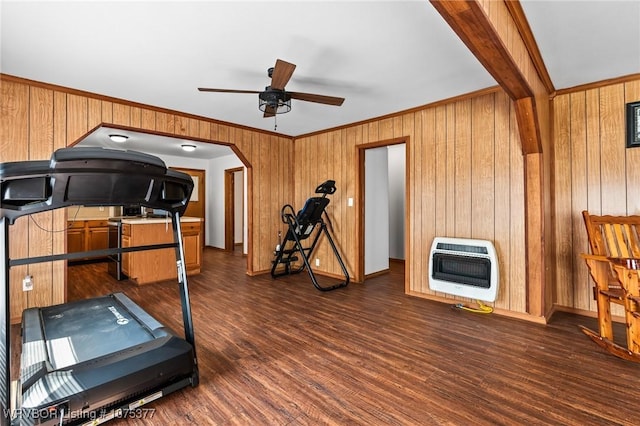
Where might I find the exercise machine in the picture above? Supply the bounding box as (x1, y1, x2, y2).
(1, 147, 199, 425)
(271, 180, 349, 292)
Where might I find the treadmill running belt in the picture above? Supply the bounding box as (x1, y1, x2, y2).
(40, 295, 157, 369)
(18, 293, 195, 424)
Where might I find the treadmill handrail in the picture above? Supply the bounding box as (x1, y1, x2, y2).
(9, 242, 179, 267)
(0, 147, 193, 224)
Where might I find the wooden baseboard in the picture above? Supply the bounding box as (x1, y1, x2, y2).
(365, 269, 390, 279)
(549, 303, 625, 324)
(406, 290, 548, 324)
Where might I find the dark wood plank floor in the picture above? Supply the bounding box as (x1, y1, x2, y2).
(12, 249, 640, 425)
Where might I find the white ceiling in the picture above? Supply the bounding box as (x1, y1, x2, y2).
(77, 126, 235, 159)
(1, 0, 638, 147)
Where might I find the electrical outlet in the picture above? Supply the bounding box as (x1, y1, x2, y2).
(22, 275, 33, 291)
(315, 258, 320, 267)
(348, 198, 354, 207)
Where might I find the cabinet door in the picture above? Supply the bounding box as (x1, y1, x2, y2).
(88, 227, 109, 253)
(183, 232, 201, 271)
(67, 229, 85, 253)
(121, 235, 131, 276)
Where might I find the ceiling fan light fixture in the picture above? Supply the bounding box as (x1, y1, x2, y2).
(181, 144, 197, 152)
(258, 89, 292, 114)
(108, 134, 128, 143)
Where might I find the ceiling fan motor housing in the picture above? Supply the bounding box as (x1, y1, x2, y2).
(259, 87, 292, 113)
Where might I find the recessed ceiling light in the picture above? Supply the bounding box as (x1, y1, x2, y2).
(109, 134, 128, 143)
(181, 144, 196, 152)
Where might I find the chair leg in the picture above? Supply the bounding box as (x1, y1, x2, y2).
(625, 309, 639, 354)
(589, 260, 614, 340)
(595, 289, 614, 340)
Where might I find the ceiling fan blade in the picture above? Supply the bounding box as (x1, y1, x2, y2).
(270, 59, 296, 90)
(263, 105, 276, 118)
(289, 91, 345, 106)
(198, 88, 260, 94)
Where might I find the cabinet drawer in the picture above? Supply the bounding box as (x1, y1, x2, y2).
(67, 221, 85, 229)
(181, 223, 201, 233)
(87, 220, 109, 228)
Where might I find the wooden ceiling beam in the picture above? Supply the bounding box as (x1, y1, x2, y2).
(429, 0, 534, 100)
(430, 0, 545, 155)
(504, 0, 555, 94)
(515, 97, 542, 154)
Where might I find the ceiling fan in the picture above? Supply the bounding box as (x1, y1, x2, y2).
(198, 59, 345, 118)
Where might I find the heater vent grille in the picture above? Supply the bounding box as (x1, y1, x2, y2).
(428, 237, 499, 302)
(435, 242, 488, 255)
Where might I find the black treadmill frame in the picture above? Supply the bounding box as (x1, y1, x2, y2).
(0, 147, 199, 425)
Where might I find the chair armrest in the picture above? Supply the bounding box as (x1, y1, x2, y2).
(581, 253, 609, 262)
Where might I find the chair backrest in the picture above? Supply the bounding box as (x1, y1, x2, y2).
(286, 197, 329, 240)
(297, 197, 330, 225)
(582, 211, 640, 259)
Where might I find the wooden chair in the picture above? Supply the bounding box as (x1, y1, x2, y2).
(608, 258, 640, 359)
(580, 210, 640, 361)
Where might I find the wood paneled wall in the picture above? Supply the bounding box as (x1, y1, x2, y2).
(8, 74, 636, 322)
(294, 89, 529, 315)
(553, 77, 640, 316)
(0, 75, 294, 322)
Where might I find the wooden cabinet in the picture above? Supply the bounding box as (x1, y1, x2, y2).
(67, 221, 85, 254)
(67, 220, 109, 260)
(121, 220, 201, 285)
(88, 224, 109, 252)
(182, 222, 201, 271)
(121, 228, 131, 277)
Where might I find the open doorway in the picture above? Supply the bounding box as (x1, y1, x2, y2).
(70, 124, 250, 274)
(172, 167, 206, 248)
(224, 167, 245, 252)
(358, 140, 406, 279)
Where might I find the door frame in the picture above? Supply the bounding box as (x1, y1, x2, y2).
(224, 167, 244, 252)
(356, 137, 408, 286)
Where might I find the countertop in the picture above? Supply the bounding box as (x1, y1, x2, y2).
(67, 216, 112, 221)
(116, 216, 201, 224)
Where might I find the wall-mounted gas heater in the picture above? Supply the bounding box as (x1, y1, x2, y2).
(428, 237, 499, 302)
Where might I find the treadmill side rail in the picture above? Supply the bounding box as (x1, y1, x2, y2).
(1, 218, 9, 426)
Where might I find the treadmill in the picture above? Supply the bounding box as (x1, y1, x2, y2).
(0, 148, 199, 425)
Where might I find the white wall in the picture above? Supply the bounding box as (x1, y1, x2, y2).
(364, 147, 389, 275)
(234, 170, 243, 244)
(158, 153, 245, 251)
(152, 153, 211, 242)
(208, 154, 244, 249)
(388, 144, 405, 260)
